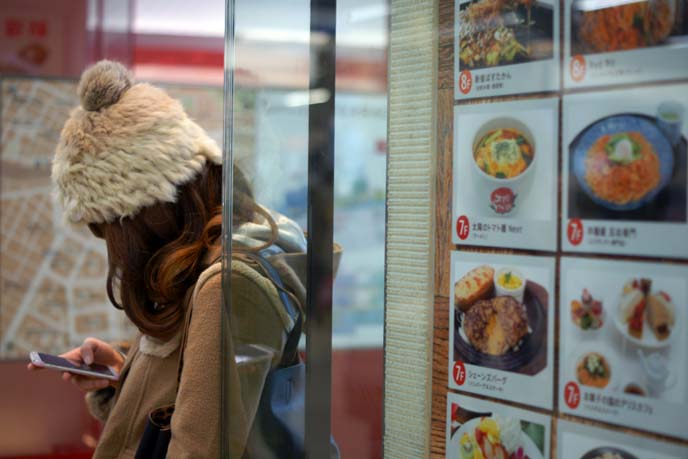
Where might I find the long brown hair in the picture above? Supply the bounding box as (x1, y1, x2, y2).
(91, 164, 256, 339)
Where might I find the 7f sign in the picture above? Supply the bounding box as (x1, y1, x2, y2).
(453, 361, 466, 386)
(456, 215, 470, 241)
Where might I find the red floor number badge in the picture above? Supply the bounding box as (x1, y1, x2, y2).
(564, 381, 581, 409)
(567, 218, 584, 246)
(456, 215, 470, 241)
(570, 55, 586, 82)
(453, 361, 466, 386)
(458, 70, 472, 95)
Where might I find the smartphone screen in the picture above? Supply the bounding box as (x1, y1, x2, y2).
(32, 352, 118, 380)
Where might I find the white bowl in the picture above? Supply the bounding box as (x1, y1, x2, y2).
(493, 267, 526, 303)
(471, 117, 537, 217)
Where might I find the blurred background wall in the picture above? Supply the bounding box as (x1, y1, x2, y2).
(0, 0, 386, 457)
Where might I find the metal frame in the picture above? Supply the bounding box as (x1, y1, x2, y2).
(305, 0, 337, 457)
(220, 0, 236, 457)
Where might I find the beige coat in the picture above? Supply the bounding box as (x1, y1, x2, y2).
(87, 245, 301, 459)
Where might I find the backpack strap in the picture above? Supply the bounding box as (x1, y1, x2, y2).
(238, 250, 303, 367)
(175, 249, 302, 391)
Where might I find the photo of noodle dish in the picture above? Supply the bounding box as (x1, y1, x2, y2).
(471, 117, 537, 217)
(571, 114, 675, 211)
(474, 127, 534, 180)
(458, 0, 555, 70)
(452, 415, 543, 459)
(571, 0, 682, 55)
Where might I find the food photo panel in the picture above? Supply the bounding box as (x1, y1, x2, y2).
(445, 393, 551, 459)
(564, 0, 688, 89)
(562, 84, 688, 258)
(453, 98, 559, 251)
(559, 257, 688, 440)
(557, 419, 688, 459)
(449, 251, 555, 409)
(454, 0, 560, 99)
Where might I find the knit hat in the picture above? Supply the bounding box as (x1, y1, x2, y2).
(52, 60, 222, 224)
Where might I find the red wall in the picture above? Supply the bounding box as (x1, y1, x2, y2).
(0, 349, 383, 458)
(332, 348, 384, 459)
(0, 362, 96, 458)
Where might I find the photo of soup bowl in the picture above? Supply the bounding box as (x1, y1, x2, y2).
(471, 117, 537, 216)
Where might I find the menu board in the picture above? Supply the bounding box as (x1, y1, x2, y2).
(449, 251, 555, 409)
(454, 0, 560, 99)
(562, 84, 688, 259)
(433, 0, 688, 456)
(557, 420, 688, 459)
(559, 257, 688, 440)
(563, 0, 688, 88)
(453, 98, 559, 251)
(446, 393, 551, 459)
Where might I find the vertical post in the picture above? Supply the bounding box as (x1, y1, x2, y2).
(306, 0, 336, 457)
(221, 0, 236, 457)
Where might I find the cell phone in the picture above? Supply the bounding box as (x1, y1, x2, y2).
(29, 351, 119, 381)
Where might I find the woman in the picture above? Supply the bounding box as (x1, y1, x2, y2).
(28, 60, 308, 458)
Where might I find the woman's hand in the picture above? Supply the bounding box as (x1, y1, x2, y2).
(27, 337, 126, 392)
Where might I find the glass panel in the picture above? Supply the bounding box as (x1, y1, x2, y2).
(331, 1, 387, 458)
(225, 0, 386, 457)
(225, 0, 310, 457)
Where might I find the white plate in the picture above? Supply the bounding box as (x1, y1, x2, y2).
(450, 416, 543, 459)
(613, 292, 679, 350)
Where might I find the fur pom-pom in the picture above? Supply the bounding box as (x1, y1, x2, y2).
(77, 60, 132, 111)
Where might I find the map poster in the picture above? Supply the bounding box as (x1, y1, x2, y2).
(0, 77, 223, 359)
(449, 251, 555, 409)
(557, 420, 688, 459)
(454, 0, 560, 100)
(562, 84, 688, 259)
(559, 257, 688, 441)
(453, 98, 559, 251)
(563, 0, 688, 89)
(446, 393, 551, 459)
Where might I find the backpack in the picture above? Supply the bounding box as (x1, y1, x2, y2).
(239, 250, 339, 459)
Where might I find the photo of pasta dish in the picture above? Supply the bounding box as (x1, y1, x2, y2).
(572, 0, 677, 54)
(570, 111, 678, 215)
(584, 132, 661, 206)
